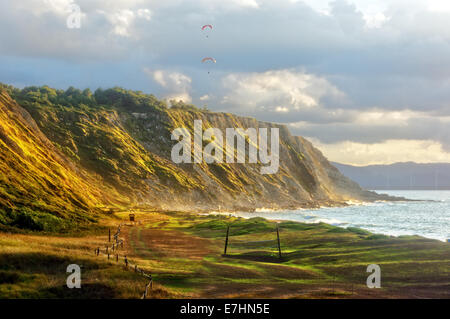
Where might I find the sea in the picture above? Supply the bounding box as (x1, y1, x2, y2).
(232, 190, 450, 242)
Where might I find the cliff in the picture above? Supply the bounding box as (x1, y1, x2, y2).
(0, 85, 392, 229)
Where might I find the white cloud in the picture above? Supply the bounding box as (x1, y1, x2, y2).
(233, 0, 259, 9)
(288, 108, 450, 143)
(309, 138, 450, 166)
(363, 12, 389, 28)
(98, 7, 151, 37)
(44, 0, 76, 15)
(353, 109, 424, 126)
(275, 106, 289, 113)
(165, 92, 192, 103)
(427, 0, 450, 12)
(101, 9, 135, 37)
(144, 68, 192, 103)
(137, 8, 151, 20)
(221, 69, 345, 113)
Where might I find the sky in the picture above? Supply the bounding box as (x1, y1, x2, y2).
(1, 0, 450, 166)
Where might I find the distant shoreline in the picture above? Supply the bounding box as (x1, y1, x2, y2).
(369, 187, 450, 190)
(218, 208, 448, 243)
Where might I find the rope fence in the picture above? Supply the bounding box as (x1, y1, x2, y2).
(94, 221, 154, 299)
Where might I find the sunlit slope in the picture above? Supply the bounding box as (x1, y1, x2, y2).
(10, 87, 204, 208)
(0, 91, 94, 228)
(0, 91, 123, 231)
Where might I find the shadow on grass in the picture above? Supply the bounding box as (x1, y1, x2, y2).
(154, 273, 196, 288)
(222, 252, 286, 263)
(0, 252, 100, 274)
(41, 283, 116, 299)
(0, 270, 28, 284)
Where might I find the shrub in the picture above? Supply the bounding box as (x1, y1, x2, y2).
(0, 271, 22, 284)
(365, 234, 389, 240)
(10, 207, 65, 232)
(347, 227, 371, 236)
(12, 208, 44, 231)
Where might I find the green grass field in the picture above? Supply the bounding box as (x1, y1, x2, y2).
(1, 210, 449, 298)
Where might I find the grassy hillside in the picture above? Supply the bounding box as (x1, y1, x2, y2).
(0, 221, 171, 298)
(118, 211, 449, 298)
(1, 211, 448, 299)
(0, 91, 112, 232)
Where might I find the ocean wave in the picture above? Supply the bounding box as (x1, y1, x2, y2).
(205, 211, 236, 216)
(254, 207, 285, 213)
(305, 218, 348, 226)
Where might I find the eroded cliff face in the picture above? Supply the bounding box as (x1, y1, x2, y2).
(0, 91, 117, 230)
(0, 85, 390, 224)
(130, 109, 385, 211)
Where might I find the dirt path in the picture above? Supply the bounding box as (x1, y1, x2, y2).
(127, 227, 213, 259)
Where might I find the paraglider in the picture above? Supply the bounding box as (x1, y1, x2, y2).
(201, 57, 216, 74)
(202, 24, 213, 38)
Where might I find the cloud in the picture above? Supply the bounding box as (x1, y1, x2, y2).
(309, 138, 450, 166)
(230, 0, 260, 9)
(288, 109, 450, 152)
(1, 0, 450, 164)
(275, 106, 289, 113)
(44, 0, 77, 15)
(100, 9, 135, 37)
(363, 12, 389, 29)
(330, 0, 365, 33)
(98, 8, 151, 37)
(0, 1, 154, 60)
(144, 68, 192, 103)
(220, 69, 346, 114)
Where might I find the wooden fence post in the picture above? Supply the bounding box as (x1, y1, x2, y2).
(333, 275, 336, 295)
(223, 226, 230, 256)
(116, 254, 119, 262)
(109, 228, 111, 242)
(276, 225, 282, 259)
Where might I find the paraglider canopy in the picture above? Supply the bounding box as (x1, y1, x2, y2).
(202, 57, 216, 63)
(202, 24, 213, 30)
